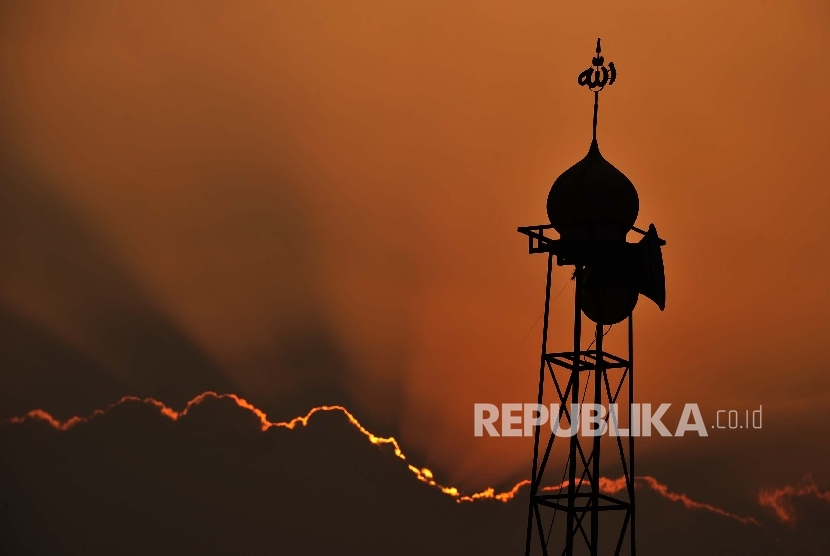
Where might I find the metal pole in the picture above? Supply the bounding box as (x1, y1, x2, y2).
(526, 253, 554, 556)
(628, 314, 636, 556)
(592, 322, 602, 555)
(592, 91, 599, 143)
(567, 266, 582, 556)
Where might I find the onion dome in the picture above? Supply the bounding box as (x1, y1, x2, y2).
(546, 138, 639, 241)
(547, 38, 638, 242)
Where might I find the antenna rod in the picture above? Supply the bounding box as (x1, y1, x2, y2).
(593, 91, 599, 142)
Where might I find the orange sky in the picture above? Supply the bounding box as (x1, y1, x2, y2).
(1, 0, 829, 490)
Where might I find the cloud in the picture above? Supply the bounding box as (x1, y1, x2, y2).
(3, 391, 510, 502)
(0, 393, 526, 555)
(759, 477, 830, 524)
(633, 476, 759, 526)
(539, 476, 761, 526)
(4, 392, 828, 554)
(0, 391, 768, 522)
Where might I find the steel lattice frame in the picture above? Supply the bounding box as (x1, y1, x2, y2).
(519, 226, 637, 556)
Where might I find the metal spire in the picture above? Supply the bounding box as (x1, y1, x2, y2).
(577, 38, 617, 143)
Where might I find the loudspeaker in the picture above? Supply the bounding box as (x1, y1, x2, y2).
(580, 224, 665, 325)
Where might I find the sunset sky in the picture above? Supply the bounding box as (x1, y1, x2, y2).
(1, 1, 829, 553)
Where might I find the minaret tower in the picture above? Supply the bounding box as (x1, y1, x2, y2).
(517, 39, 667, 556)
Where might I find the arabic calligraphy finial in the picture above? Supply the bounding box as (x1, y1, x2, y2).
(577, 38, 616, 144)
(578, 37, 616, 92)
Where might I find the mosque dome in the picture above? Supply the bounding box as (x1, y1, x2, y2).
(546, 139, 639, 241)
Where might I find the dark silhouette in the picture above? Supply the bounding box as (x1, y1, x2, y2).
(517, 39, 667, 556)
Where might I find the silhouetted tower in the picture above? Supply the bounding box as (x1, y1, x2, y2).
(518, 39, 666, 556)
